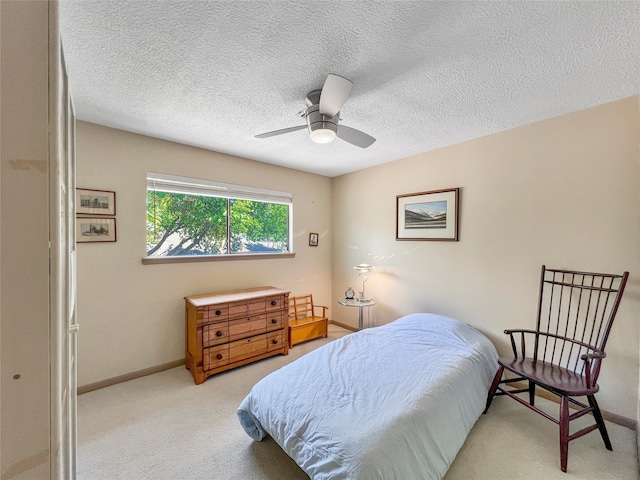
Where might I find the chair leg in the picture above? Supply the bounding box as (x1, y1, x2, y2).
(559, 396, 570, 473)
(484, 366, 504, 413)
(587, 394, 612, 451)
(528, 380, 536, 406)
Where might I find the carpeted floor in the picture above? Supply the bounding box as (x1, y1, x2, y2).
(78, 324, 639, 480)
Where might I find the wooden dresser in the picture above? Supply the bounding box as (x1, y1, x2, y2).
(185, 286, 290, 385)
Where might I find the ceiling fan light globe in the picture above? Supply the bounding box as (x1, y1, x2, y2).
(310, 128, 336, 144)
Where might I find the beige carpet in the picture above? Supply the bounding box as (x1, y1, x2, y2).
(78, 325, 639, 480)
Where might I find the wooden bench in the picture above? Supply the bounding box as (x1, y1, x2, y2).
(288, 294, 329, 347)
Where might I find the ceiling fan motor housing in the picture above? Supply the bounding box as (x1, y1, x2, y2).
(305, 90, 338, 140)
(306, 105, 338, 135)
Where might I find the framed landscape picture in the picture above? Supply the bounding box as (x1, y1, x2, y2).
(76, 188, 116, 216)
(396, 188, 459, 241)
(76, 217, 117, 243)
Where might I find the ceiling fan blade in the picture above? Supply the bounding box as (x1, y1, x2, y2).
(336, 125, 376, 148)
(319, 74, 353, 117)
(255, 125, 306, 139)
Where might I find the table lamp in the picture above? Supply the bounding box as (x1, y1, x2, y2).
(353, 264, 374, 301)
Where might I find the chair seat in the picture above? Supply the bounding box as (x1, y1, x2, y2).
(498, 356, 599, 396)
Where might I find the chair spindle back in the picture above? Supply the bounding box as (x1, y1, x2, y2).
(533, 265, 628, 379)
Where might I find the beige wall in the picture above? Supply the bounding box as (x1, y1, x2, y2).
(77, 98, 640, 419)
(76, 121, 333, 386)
(1, 1, 51, 477)
(332, 96, 640, 419)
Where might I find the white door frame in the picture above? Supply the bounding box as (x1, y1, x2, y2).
(49, 1, 78, 477)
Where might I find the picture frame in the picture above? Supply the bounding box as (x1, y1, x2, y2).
(396, 188, 459, 241)
(76, 188, 116, 216)
(76, 217, 117, 243)
(309, 232, 319, 247)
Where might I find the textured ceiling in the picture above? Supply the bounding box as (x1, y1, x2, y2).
(59, 1, 639, 177)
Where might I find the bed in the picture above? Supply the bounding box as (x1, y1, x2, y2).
(237, 313, 499, 480)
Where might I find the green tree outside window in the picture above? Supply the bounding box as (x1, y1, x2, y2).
(147, 191, 289, 256)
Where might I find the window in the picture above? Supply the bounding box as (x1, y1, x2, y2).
(146, 173, 292, 257)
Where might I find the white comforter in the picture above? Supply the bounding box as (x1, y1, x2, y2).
(237, 313, 498, 480)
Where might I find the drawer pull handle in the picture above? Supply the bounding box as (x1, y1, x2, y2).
(271, 319, 277, 324)
(271, 300, 277, 306)
(216, 354, 223, 360)
(272, 339, 278, 344)
(215, 310, 222, 316)
(216, 331, 223, 337)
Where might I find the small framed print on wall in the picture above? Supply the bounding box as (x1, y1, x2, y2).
(309, 232, 319, 246)
(76, 188, 116, 216)
(76, 217, 117, 243)
(396, 188, 459, 241)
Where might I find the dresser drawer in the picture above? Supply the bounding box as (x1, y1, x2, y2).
(203, 344, 229, 370)
(265, 295, 285, 311)
(197, 305, 229, 325)
(228, 300, 265, 317)
(228, 314, 267, 341)
(266, 311, 284, 332)
(248, 298, 266, 313)
(207, 304, 229, 321)
(229, 333, 267, 362)
(202, 323, 229, 347)
(228, 301, 248, 317)
(267, 330, 285, 352)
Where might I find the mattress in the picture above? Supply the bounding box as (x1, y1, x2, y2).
(237, 313, 498, 479)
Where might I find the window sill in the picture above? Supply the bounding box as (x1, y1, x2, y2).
(141, 252, 296, 265)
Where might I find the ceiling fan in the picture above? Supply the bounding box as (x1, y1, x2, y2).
(255, 74, 376, 148)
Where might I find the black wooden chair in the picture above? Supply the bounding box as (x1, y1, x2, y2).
(484, 265, 628, 472)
